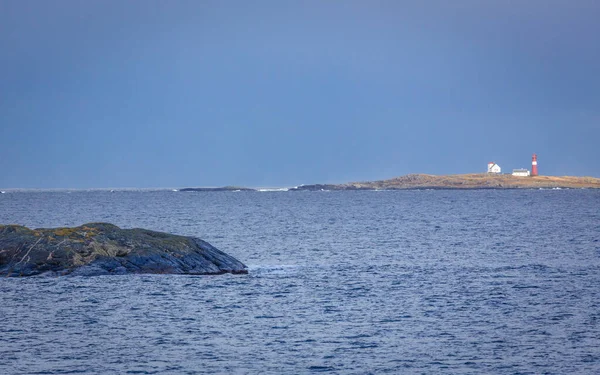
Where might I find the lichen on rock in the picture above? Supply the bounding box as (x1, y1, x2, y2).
(0, 223, 248, 277)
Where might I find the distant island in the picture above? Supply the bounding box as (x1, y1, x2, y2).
(179, 186, 253, 192)
(290, 174, 600, 190)
(180, 174, 600, 192)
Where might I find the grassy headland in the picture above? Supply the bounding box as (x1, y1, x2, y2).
(290, 174, 600, 190)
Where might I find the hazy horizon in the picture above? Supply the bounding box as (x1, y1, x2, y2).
(2, 171, 600, 190)
(2, 1, 599, 189)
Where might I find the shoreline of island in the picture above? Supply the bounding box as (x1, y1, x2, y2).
(178, 173, 600, 192)
(4, 174, 599, 192)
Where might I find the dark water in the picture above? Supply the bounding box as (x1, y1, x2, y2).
(1, 189, 599, 374)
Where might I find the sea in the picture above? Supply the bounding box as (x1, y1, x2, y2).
(1, 189, 599, 374)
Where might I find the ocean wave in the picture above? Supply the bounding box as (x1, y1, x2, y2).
(247, 264, 300, 275)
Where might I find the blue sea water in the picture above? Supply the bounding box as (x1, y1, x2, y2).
(1, 189, 599, 374)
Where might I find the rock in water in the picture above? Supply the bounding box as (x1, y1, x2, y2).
(0, 223, 248, 277)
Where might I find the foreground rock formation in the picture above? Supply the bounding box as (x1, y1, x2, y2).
(0, 223, 248, 277)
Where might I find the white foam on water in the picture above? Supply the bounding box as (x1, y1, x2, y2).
(248, 264, 300, 275)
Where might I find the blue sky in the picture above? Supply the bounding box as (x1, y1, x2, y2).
(1, 1, 599, 188)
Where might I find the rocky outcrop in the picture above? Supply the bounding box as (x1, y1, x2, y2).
(179, 186, 254, 192)
(0, 223, 248, 277)
(288, 184, 344, 191)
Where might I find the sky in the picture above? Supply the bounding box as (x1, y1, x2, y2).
(1, 0, 599, 188)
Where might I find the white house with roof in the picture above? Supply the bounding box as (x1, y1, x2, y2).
(512, 168, 530, 177)
(487, 162, 501, 174)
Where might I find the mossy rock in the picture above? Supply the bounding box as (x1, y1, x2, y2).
(0, 223, 247, 277)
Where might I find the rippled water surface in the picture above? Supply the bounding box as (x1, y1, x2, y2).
(1, 189, 599, 374)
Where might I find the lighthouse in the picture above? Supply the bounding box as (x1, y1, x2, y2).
(531, 154, 538, 176)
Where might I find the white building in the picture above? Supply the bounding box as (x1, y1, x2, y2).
(487, 162, 501, 174)
(512, 168, 530, 177)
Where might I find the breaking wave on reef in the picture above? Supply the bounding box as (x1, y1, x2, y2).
(247, 264, 301, 275)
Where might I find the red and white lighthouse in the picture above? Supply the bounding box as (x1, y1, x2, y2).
(531, 154, 538, 176)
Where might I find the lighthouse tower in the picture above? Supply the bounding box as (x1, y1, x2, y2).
(531, 154, 538, 176)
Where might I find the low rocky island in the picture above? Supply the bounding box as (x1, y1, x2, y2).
(289, 174, 600, 190)
(0, 223, 247, 277)
(179, 186, 253, 192)
(178, 174, 600, 192)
